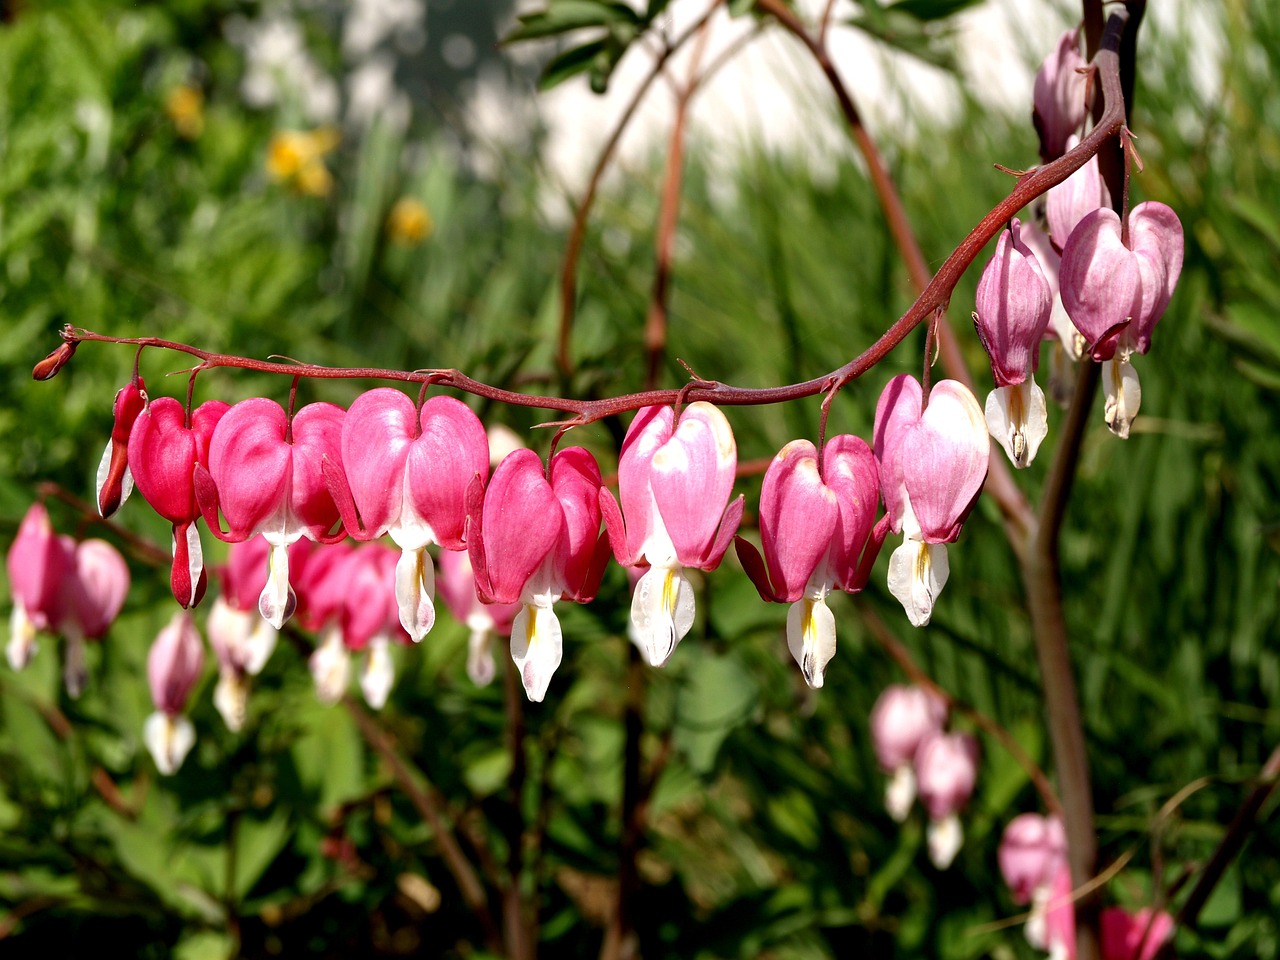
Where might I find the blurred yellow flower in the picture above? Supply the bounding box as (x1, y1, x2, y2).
(266, 127, 340, 197)
(165, 85, 204, 139)
(386, 197, 434, 246)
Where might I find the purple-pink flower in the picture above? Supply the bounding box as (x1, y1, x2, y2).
(144, 611, 206, 774)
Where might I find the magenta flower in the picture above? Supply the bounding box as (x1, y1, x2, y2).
(438, 548, 520, 688)
(914, 730, 980, 868)
(144, 611, 206, 775)
(197, 397, 346, 628)
(735, 435, 883, 687)
(128, 396, 230, 608)
(1000, 813, 1068, 951)
(56, 537, 130, 697)
(601, 403, 743, 667)
(96, 376, 146, 518)
(5, 502, 73, 670)
(1020, 220, 1086, 405)
(973, 218, 1054, 467)
(1100, 907, 1174, 960)
(468, 447, 608, 701)
(1033, 28, 1088, 162)
(1061, 202, 1185, 437)
(328, 389, 489, 642)
(868, 684, 948, 821)
(873, 376, 988, 626)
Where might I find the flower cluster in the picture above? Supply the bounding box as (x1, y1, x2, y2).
(869, 684, 980, 869)
(998, 813, 1175, 960)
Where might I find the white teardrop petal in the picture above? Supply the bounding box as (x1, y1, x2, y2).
(466, 626, 496, 687)
(144, 711, 196, 775)
(257, 543, 297, 629)
(629, 564, 695, 667)
(885, 764, 917, 823)
(394, 547, 436, 642)
(887, 537, 950, 628)
(214, 670, 249, 732)
(786, 596, 836, 689)
(309, 625, 350, 705)
(360, 635, 395, 710)
(511, 603, 563, 703)
(1102, 356, 1142, 439)
(927, 812, 964, 869)
(8, 603, 38, 671)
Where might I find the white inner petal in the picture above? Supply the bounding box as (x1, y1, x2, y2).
(927, 812, 965, 869)
(214, 670, 249, 732)
(885, 764, 917, 823)
(8, 603, 38, 671)
(309, 624, 350, 705)
(360, 635, 395, 710)
(786, 595, 836, 689)
(887, 537, 950, 628)
(143, 711, 196, 776)
(258, 542, 297, 629)
(466, 626, 496, 688)
(629, 564, 695, 667)
(511, 602, 563, 703)
(394, 546, 437, 642)
(63, 630, 88, 699)
(1102, 356, 1142, 439)
(985, 378, 1049, 469)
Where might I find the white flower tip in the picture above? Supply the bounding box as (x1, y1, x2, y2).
(629, 565, 694, 668)
(244, 620, 278, 676)
(143, 711, 196, 775)
(214, 670, 249, 732)
(258, 544, 296, 629)
(985, 380, 1048, 469)
(309, 627, 350, 705)
(885, 765, 916, 823)
(887, 538, 950, 628)
(394, 547, 436, 642)
(786, 597, 836, 690)
(511, 605, 562, 703)
(360, 637, 395, 710)
(8, 606, 38, 671)
(63, 634, 88, 699)
(1103, 357, 1142, 439)
(466, 627, 496, 687)
(927, 813, 964, 869)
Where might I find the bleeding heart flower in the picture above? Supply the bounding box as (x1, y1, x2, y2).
(96, 376, 146, 518)
(56, 538, 130, 697)
(869, 684, 948, 822)
(601, 403, 744, 667)
(1061, 202, 1184, 437)
(735, 435, 884, 687)
(197, 397, 346, 628)
(5, 502, 73, 670)
(468, 447, 608, 701)
(1100, 907, 1174, 960)
(874, 376, 988, 626)
(326, 389, 489, 643)
(1033, 28, 1088, 163)
(1000, 813, 1068, 952)
(128, 396, 229, 608)
(144, 611, 205, 775)
(914, 730, 980, 869)
(974, 219, 1054, 468)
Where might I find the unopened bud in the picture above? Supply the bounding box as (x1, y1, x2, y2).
(32, 341, 77, 381)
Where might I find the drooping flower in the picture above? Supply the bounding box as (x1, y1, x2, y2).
(973, 218, 1054, 467)
(873, 376, 988, 627)
(143, 611, 205, 775)
(5, 503, 73, 670)
(468, 447, 608, 701)
(293, 540, 356, 704)
(869, 684, 948, 822)
(1060, 202, 1185, 437)
(197, 397, 346, 628)
(327, 389, 490, 642)
(96, 376, 147, 518)
(56, 537, 130, 697)
(1100, 907, 1175, 960)
(128, 396, 230, 607)
(437, 545, 520, 688)
(914, 730, 980, 869)
(601, 403, 744, 667)
(1033, 28, 1088, 163)
(735, 435, 884, 687)
(1000, 813, 1068, 951)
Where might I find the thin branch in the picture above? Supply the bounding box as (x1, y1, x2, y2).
(344, 698, 503, 953)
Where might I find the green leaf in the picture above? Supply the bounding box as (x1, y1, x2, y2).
(505, 1, 639, 44)
(538, 39, 608, 91)
(233, 811, 292, 900)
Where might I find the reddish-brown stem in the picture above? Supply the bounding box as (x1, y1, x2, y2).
(858, 602, 1063, 819)
(556, 6, 721, 378)
(344, 698, 503, 954)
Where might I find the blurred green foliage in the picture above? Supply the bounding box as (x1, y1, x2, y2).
(0, 0, 1278, 958)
